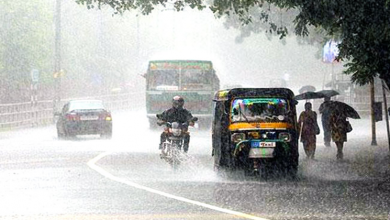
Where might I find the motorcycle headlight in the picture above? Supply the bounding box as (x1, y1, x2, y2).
(279, 132, 291, 142)
(172, 128, 182, 136)
(231, 133, 246, 143)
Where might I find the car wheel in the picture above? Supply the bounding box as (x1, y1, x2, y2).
(65, 128, 76, 139)
(57, 129, 65, 139)
(101, 130, 112, 139)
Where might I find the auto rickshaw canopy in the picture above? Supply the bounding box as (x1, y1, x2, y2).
(213, 88, 296, 102)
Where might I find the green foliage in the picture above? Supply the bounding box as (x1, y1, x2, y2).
(75, 0, 206, 15)
(268, 0, 390, 87)
(0, 0, 54, 102)
(75, 0, 390, 87)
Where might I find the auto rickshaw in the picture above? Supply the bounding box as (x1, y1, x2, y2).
(212, 88, 299, 177)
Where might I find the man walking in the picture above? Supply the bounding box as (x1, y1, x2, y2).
(319, 96, 332, 147)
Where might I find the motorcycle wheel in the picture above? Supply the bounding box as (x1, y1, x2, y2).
(170, 144, 180, 171)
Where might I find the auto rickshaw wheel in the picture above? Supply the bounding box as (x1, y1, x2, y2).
(214, 165, 227, 178)
(215, 165, 247, 180)
(285, 164, 298, 180)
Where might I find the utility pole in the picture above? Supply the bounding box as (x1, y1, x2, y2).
(54, 0, 62, 115)
(136, 14, 140, 75)
(382, 80, 390, 152)
(370, 80, 377, 146)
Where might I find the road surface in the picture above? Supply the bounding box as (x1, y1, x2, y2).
(0, 110, 389, 220)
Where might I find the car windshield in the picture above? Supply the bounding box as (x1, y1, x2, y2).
(230, 98, 288, 122)
(69, 100, 104, 111)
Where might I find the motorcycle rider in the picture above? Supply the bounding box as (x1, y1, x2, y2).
(157, 96, 194, 153)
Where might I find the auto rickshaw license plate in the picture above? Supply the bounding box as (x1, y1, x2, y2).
(251, 141, 276, 148)
(249, 148, 274, 158)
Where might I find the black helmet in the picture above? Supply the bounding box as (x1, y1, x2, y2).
(172, 96, 184, 109)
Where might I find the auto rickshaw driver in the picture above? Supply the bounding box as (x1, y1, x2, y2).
(231, 99, 249, 122)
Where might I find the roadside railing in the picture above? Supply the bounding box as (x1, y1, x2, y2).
(0, 92, 144, 130)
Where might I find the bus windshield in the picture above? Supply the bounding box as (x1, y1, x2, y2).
(231, 98, 289, 122)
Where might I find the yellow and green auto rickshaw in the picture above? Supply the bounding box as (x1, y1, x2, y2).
(212, 88, 299, 177)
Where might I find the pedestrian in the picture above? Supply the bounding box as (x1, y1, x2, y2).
(329, 109, 351, 160)
(319, 96, 332, 147)
(298, 102, 320, 160)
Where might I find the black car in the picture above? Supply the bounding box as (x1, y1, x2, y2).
(56, 100, 112, 139)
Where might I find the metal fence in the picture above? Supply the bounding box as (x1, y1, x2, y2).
(0, 92, 144, 130)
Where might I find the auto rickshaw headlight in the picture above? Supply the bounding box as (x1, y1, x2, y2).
(279, 132, 291, 142)
(248, 131, 260, 139)
(231, 133, 246, 143)
(261, 132, 276, 139)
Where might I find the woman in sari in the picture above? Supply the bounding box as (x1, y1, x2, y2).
(298, 102, 320, 160)
(330, 110, 349, 160)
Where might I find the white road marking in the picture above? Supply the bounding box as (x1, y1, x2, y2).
(87, 152, 269, 220)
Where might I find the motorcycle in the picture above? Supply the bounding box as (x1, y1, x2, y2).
(156, 114, 198, 170)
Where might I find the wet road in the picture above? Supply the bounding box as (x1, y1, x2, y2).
(0, 110, 389, 220)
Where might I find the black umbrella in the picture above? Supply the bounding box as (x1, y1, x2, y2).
(317, 89, 339, 98)
(294, 91, 325, 100)
(328, 101, 360, 119)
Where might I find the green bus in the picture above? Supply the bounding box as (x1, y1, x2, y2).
(144, 60, 220, 129)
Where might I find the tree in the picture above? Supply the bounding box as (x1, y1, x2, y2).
(288, 0, 390, 87)
(0, 0, 54, 102)
(75, 0, 390, 88)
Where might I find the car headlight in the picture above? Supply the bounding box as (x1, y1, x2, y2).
(279, 132, 291, 142)
(231, 133, 246, 143)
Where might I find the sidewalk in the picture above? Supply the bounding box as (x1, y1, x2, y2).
(299, 118, 390, 190)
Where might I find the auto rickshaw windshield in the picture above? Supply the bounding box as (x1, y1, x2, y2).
(231, 98, 289, 122)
